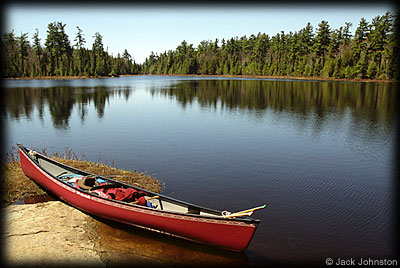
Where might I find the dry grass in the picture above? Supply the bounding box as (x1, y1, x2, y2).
(3, 147, 162, 204)
(3, 160, 48, 204)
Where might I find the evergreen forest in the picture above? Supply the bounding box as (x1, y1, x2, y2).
(1, 12, 397, 80)
(1, 22, 141, 78)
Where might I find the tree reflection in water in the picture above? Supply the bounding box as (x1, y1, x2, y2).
(4, 80, 396, 133)
(4, 86, 131, 129)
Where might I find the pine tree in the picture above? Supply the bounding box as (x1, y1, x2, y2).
(17, 32, 29, 76)
(45, 21, 72, 76)
(313, 20, 331, 65)
(2, 31, 18, 77)
(92, 32, 108, 76)
(32, 29, 43, 76)
(74, 26, 86, 75)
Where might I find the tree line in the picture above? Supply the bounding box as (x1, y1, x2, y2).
(1, 12, 397, 80)
(1, 21, 141, 78)
(143, 12, 397, 80)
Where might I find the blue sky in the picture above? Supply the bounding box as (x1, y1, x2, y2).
(4, 3, 395, 64)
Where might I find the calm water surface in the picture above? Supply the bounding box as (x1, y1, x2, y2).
(3, 76, 398, 265)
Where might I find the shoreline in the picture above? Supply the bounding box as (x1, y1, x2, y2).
(140, 73, 395, 83)
(3, 75, 118, 80)
(3, 73, 395, 83)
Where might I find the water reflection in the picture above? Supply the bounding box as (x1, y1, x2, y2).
(4, 80, 396, 132)
(153, 80, 396, 125)
(4, 86, 131, 129)
(92, 216, 254, 266)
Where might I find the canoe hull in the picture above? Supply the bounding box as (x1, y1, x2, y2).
(19, 147, 259, 251)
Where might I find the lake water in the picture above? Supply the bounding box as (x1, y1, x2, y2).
(3, 76, 398, 265)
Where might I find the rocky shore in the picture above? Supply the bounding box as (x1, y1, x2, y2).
(3, 201, 249, 266)
(3, 201, 104, 266)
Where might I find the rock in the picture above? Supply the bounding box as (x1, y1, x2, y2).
(2, 201, 104, 266)
(2, 200, 249, 266)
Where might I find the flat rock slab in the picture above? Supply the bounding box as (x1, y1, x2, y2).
(2, 200, 248, 266)
(2, 201, 104, 266)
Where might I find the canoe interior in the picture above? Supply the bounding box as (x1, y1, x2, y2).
(32, 150, 229, 218)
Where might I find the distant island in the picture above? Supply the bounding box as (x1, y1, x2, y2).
(1, 12, 396, 81)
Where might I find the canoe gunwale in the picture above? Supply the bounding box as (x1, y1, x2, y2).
(18, 145, 260, 225)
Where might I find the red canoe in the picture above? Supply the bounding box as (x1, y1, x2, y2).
(18, 145, 261, 251)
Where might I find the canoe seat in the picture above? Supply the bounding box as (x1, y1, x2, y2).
(160, 201, 188, 213)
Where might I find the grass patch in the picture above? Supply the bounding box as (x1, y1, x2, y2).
(3, 146, 162, 204)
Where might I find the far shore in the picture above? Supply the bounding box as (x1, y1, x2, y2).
(141, 73, 395, 83)
(3, 73, 395, 83)
(4, 75, 117, 80)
